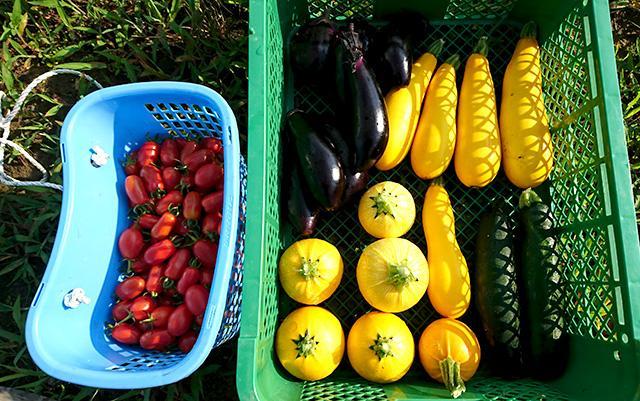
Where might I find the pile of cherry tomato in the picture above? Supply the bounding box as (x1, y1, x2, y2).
(110, 137, 224, 353)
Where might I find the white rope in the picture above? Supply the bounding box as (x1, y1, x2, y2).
(0, 69, 103, 191)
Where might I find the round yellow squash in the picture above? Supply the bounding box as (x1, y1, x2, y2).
(358, 181, 415, 238)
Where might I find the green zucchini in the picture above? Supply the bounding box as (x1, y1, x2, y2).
(475, 202, 524, 378)
(518, 188, 569, 380)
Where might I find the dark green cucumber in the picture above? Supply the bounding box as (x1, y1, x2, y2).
(475, 202, 524, 378)
(518, 189, 569, 380)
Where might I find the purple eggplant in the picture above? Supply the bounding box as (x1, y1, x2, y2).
(335, 25, 389, 172)
(290, 16, 336, 84)
(286, 110, 345, 211)
(285, 163, 320, 236)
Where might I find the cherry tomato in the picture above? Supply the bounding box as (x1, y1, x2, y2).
(183, 149, 212, 172)
(193, 240, 218, 269)
(165, 248, 191, 280)
(129, 259, 149, 274)
(140, 165, 165, 193)
(167, 304, 194, 337)
(150, 212, 177, 240)
(137, 141, 160, 167)
(118, 226, 144, 259)
(130, 295, 156, 320)
(140, 329, 174, 350)
(201, 213, 217, 235)
(202, 138, 223, 154)
(195, 163, 223, 190)
(146, 265, 164, 295)
(124, 151, 140, 176)
(125, 175, 149, 205)
(201, 191, 223, 214)
(178, 331, 198, 353)
(112, 323, 141, 345)
(185, 284, 209, 316)
(116, 276, 146, 301)
(144, 239, 176, 265)
(140, 305, 174, 330)
(156, 296, 174, 307)
(162, 167, 182, 190)
(175, 216, 190, 236)
(177, 267, 202, 295)
(138, 214, 160, 230)
(160, 139, 179, 167)
(183, 192, 202, 220)
(180, 140, 199, 160)
(195, 314, 204, 326)
(201, 268, 213, 287)
(155, 190, 183, 215)
(112, 300, 132, 321)
(175, 138, 187, 148)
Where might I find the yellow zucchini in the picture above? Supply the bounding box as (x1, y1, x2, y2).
(376, 40, 444, 171)
(423, 179, 470, 318)
(411, 54, 460, 180)
(455, 37, 501, 188)
(500, 22, 553, 189)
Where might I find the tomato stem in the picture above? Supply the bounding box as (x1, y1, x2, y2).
(439, 356, 466, 399)
(369, 189, 397, 219)
(369, 334, 394, 360)
(298, 258, 320, 280)
(388, 260, 416, 288)
(292, 329, 318, 358)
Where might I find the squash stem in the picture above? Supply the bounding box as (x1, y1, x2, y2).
(298, 258, 321, 280)
(474, 36, 489, 57)
(444, 54, 461, 70)
(293, 329, 318, 358)
(388, 260, 416, 288)
(370, 190, 396, 219)
(518, 188, 543, 209)
(369, 333, 395, 360)
(431, 176, 445, 187)
(427, 39, 445, 59)
(520, 21, 537, 39)
(439, 357, 466, 399)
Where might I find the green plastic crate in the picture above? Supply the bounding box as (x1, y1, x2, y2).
(239, 0, 640, 399)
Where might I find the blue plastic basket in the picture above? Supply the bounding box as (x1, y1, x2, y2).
(25, 82, 246, 389)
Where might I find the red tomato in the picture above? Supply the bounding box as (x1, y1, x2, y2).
(167, 304, 194, 337)
(165, 248, 191, 280)
(155, 190, 183, 215)
(146, 305, 175, 329)
(156, 296, 174, 306)
(201, 213, 217, 236)
(118, 226, 144, 259)
(162, 167, 182, 190)
(140, 165, 165, 193)
(202, 138, 223, 154)
(129, 259, 149, 274)
(150, 212, 177, 240)
(146, 265, 164, 295)
(160, 139, 179, 167)
(138, 214, 160, 230)
(183, 149, 212, 172)
(112, 300, 132, 321)
(178, 331, 198, 353)
(116, 276, 145, 301)
(139, 329, 174, 350)
(175, 138, 187, 148)
(185, 284, 209, 316)
(177, 173, 195, 193)
(144, 239, 176, 265)
(183, 192, 202, 220)
(177, 267, 202, 294)
(124, 151, 140, 176)
(112, 323, 141, 345)
(125, 175, 149, 205)
(130, 295, 156, 320)
(195, 314, 204, 326)
(193, 240, 218, 269)
(137, 141, 160, 167)
(175, 216, 190, 236)
(180, 140, 199, 160)
(201, 268, 213, 287)
(195, 163, 223, 190)
(201, 191, 223, 214)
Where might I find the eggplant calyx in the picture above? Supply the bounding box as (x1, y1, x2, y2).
(388, 260, 417, 288)
(339, 23, 365, 70)
(369, 333, 395, 360)
(369, 190, 397, 219)
(298, 257, 321, 280)
(293, 329, 319, 358)
(439, 356, 466, 399)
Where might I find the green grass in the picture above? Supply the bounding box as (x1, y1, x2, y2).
(0, 1, 638, 400)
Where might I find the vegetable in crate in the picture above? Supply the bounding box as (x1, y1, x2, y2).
(276, 306, 345, 381)
(501, 22, 553, 188)
(335, 24, 389, 171)
(423, 179, 470, 318)
(475, 202, 524, 377)
(376, 39, 444, 171)
(518, 188, 569, 380)
(284, 164, 320, 236)
(358, 181, 416, 238)
(278, 239, 343, 305)
(289, 16, 336, 85)
(455, 37, 501, 188)
(411, 55, 461, 180)
(419, 318, 481, 399)
(347, 312, 414, 383)
(285, 110, 345, 211)
(356, 237, 428, 313)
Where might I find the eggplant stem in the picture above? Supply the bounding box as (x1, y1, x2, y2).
(292, 329, 319, 358)
(518, 188, 542, 209)
(369, 333, 395, 360)
(427, 39, 445, 59)
(439, 357, 466, 399)
(521, 21, 537, 39)
(474, 36, 489, 57)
